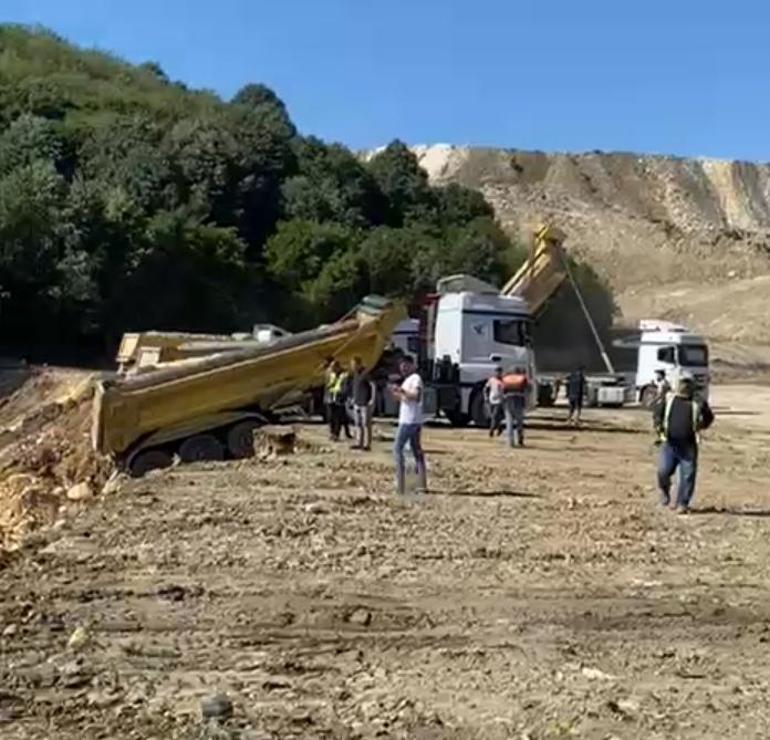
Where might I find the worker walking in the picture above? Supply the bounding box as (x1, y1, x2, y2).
(503, 367, 528, 447)
(350, 356, 376, 450)
(566, 366, 586, 425)
(653, 376, 714, 513)
(391, 355, 427, 495)
(484, 366, 505, 437)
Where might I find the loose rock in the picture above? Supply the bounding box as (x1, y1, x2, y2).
(67, 624, 90, 651)
(66, 482, 94, 502)
(200, 692, 234, 721)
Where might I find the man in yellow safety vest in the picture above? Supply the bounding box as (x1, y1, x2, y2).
(652, 376, 714, 513)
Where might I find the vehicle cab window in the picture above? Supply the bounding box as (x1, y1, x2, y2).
(493, 319, 529, 346)
(657, 346, 675, 364)
(678, 344, 708, 367)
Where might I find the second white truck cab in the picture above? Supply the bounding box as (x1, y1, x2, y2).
(416, 279, 536, 426)
(635, 320, 710, 406)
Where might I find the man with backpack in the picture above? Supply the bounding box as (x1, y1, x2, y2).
(653, 375, 714, 514)
(502, 366, 529, 448)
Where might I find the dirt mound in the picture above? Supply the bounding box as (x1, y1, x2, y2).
(405, 145, 770, 373)
(0, 370, 113, 560)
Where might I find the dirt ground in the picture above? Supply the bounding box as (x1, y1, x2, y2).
(3, 386, 770, 739)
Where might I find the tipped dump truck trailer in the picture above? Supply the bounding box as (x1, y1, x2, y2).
(93, 296, 405, 476)
(116, 324, 292, 374)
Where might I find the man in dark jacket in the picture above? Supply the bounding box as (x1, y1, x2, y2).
(566, 366, 586, 425)
(349, 356, 376, 450)
(653, 376, 714, 513)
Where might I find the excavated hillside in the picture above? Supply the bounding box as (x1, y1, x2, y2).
(413, 146, 770, 373)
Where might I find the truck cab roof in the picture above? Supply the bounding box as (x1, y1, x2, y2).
(439, 291, 532, 317)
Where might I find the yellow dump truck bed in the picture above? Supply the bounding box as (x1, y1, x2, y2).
(93, 296, 405, 465)
(501, 225, 567, 314)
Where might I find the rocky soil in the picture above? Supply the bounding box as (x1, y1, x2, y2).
(409, 145, 770, 371)
(2, 385, 770, 738)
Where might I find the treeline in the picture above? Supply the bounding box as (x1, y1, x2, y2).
(0, 25, 613, 357)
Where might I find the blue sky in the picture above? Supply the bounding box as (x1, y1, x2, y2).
(3, 0, 769, 160)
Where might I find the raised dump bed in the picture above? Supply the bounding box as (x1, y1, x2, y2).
(92, 296, 405, 476)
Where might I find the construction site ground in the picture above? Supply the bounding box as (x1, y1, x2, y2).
(3, 384, 770, 739)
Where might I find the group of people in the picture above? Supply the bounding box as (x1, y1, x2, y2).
(482, 364, 587, 443)
(324, 357, 376, 450)
(324, 354, 426, 496)
(483, 366, 529, 446)
(324, 355, 715, 511)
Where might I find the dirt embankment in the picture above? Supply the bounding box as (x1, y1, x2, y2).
(411, 145, 770, 373)
(0, 369, 112, 560)
(1, 387, 770, 737)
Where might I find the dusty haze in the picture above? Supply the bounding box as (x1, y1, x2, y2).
(411, 145, 770, 375)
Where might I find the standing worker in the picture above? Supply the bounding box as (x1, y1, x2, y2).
(484, 366, 505, 437)
(653, 376, 714, 514)
(350, 356, 376, 450)
(391, 355, 427, 495)
(502, 366, 529, 447)
(566, 366, 586, 425)
(653, 369, 671, 404)
(327, 360, 351, 442)
(323, 358, 336, 440)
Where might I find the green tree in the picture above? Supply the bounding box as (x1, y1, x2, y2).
(232, 83, 296, 137)
(436, 183, 495, 224)
(0, 114, 64, 174)
(79, 114, 172, 211)
(366, 140, 437, 226)
(265, 219, 364, 322)
(282, 137, 387, 227)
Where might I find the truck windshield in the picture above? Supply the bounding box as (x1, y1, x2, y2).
(493, 319, 530, 346)
(678, 344, 708, 367)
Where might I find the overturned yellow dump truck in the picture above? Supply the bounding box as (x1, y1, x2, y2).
(93, 296, 405, 476)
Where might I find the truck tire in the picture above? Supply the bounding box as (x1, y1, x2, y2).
(444, 410, 469, 427)
(178, 434, 225, 463)
(640, 385, 657, 409)
(226, 420, 261, 458)
(537, 383, 556, 407)
(129, 449, 173, 478)
(587, 387, 599, 408)
(470, 389, 489, 428)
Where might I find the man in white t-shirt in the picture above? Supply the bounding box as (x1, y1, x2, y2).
(391, 355, 427, 495)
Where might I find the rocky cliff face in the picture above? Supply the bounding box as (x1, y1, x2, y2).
(413, 146, 770, 365)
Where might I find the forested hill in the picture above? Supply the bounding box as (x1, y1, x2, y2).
(0, 26, 613, 360)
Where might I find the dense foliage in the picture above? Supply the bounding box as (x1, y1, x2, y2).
(0, 25, 613, 356)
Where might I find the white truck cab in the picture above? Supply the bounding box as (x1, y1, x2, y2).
(635, 320, 709, 406)
(430, 289, 535, 425)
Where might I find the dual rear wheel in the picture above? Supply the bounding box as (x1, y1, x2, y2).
(128, 419, 262, 478)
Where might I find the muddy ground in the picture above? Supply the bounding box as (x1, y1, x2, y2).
(3, 386, 770, 739)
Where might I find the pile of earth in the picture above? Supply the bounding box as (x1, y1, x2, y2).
(405, 145, 770, 377)
(0, 369, 113, 560)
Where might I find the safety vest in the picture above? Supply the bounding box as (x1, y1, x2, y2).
(327, 371, 347, 402)
(661, 395, 700, 443)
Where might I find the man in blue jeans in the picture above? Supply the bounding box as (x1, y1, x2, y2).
(653, 376, 714, 514)
(391, 355, 427, 496)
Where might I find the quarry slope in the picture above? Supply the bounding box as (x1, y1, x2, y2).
(413, 145, 770, 360)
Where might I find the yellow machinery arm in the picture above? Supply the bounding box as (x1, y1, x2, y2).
(503, 224, 616, 374)
(93, 296, 406, 469)
(500, 224, 567, 314)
